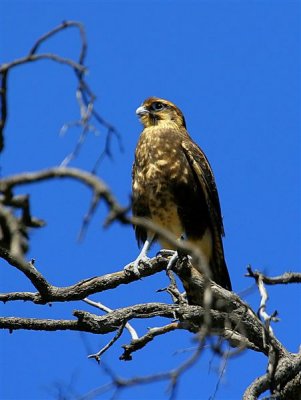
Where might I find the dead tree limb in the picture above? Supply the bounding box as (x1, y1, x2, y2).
(1, 21, 300, 400)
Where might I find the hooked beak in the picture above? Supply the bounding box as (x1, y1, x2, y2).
(136, 105, 149, 117)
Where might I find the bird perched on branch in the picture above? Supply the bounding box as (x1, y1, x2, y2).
(128, 97, 231, 291)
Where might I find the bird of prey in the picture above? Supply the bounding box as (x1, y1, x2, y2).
(129, 97, 231, 291)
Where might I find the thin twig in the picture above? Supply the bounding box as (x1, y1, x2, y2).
(158, 266, 187, 305)
(0, 54, 86, 74)
(1, 20, 120, 169)
(77, 192, 101, 241)
(83, 298, 138, 340)
(121, 322, 180, 361)
(246, 267, 280, 337)
(88, 321, 127, 362)
(60, 90, 95, 167)
(28, 20, 87, 57)
(80, 343, 205, 400)
(258, 276, 277, 335)
(209, 346, 230, 400)
(167, 343, 204, 400)
(246, 267, 301, 285)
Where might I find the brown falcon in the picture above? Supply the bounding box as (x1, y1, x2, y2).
(129, 97, 231, 291)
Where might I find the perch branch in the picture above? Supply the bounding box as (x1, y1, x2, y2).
(81, 344, 205, 400)
(0, 294, 286, 358)
(0, 251, 167, 303)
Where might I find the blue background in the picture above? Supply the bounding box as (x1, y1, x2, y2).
(0, 1, 300, 399)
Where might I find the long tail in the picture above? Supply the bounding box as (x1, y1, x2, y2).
(210, 225, 232, 290)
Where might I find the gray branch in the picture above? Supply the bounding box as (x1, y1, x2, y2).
(0, 249, 167, 303)
(243, 354, 301, 399)
(246, 266, 301, 285)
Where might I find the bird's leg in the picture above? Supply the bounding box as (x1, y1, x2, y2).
(157, 236, 187, 271)
(124, 233, 155, 276)
(166, 234, 187, 271)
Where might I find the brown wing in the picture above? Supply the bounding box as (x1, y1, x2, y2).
(181, 139, 225, 237)
(181, 138, 231, 290)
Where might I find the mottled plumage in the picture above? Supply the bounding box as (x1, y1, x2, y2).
(131, 97, 231, 291)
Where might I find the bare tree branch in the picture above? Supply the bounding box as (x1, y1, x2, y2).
(243, 354, 301, 400)
(121, 322, 181, 361)
(246, 266, 301, 285)
(0, 167, 124, 217)
(0, 19, 121, 165)
(0, 304, 178, 334)
(0, 53, 86, 74)
(28, 20, 87, 60)
(0, 247, 52, 297)
(83, 297, 138, 341)
(87, 321, 127, 361)
(0, 249, 167, 303)
(0, 273, 287, 359)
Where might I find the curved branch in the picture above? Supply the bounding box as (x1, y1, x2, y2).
(246, 267, 301, 285)
(0, 166, 130, 251)
(83, 298, 138, 341)
(0, 20, 120, 163)
(243, 354, 301, 399)
(0, 54, 86, 74)
(28, 21, 87, 61)
(0, 167, 124, 217)
(0, 247, 52, 297)
(121, 322, 181, 361)
(0, 250, 167, 303)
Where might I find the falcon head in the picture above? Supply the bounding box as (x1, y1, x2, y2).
(136, 97, 186, 128)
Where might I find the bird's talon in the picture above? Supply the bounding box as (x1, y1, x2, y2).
(157, 249, 176, 258)
(124, 263, 140, 276)
(166, 252, 179, 271)
(124, 256, 150, 277)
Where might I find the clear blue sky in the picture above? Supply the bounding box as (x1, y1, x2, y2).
(0, 1, 300, 399)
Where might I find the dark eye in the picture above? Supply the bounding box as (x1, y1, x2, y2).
(151, 102, 165, 111)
